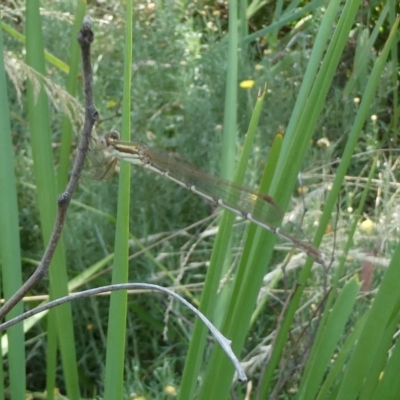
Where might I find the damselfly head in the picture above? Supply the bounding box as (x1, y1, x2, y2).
(105, 130, 121, 145)
(82, 131, 121, 180)
(97, 130, 121, 149)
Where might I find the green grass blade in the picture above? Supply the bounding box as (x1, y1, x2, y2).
(336, 243, 400, 399)
(0, 348, 3, 400)
(359, 315, 399, 399)
(257, 0, 363, 395)
(244, 0, 324, 44)
(296, 278, 361, 400)
(179, 2, 240, 397)
(194, 3, 360, 397)
(196, 0, 355, 395)
(239, 0, 248, 38)
(316, 313, 369, 400)
(310, 19, 400, 396)
(213, 89, 269, 327)
(333, 156, 378, 284)
(0, 27, 26, 400)
(45, 314, 58, 400)
(297, 154, 377, 398)
(25, 2, 80, 398)
(298, 12, 399, 270)
(197, 131, 283, 399)
(371, 315, 400, 399)
(218, 129, 283, 333)
(1, 22, 70, 74)
(332, 18, 400, 374)
(220, 0, 238, 180)
(343, 3, 389, 96)
(179, 90, 267, 399)
(272, 0, 356, 206)
(388, 4, 399, 140)
(103, 1, 133, 398)
(293, 153, 377, 399)
(248, 130, 284, 326)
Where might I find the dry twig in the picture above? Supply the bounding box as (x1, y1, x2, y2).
(0, 16, 98, 319)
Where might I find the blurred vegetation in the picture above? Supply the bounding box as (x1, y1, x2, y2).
(1, 0, 399, 398)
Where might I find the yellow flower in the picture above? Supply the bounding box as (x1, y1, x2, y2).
(360, 219, 374, 234)
(239, 80, 255, 89)
(297, 186, 309, 195)
(316, 138, 331, 148)
(164, 385, 177, 396)
(106, 99, 118, 109)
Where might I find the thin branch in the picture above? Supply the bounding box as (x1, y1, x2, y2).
(0, 16, 98, 319)
(0, 283, 248, 383)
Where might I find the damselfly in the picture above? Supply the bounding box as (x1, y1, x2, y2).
(97, 131, 325, 265)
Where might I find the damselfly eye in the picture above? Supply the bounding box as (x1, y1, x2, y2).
(106, 130, 121, 143)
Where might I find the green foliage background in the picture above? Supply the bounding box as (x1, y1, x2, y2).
(0, 0, 400, 399)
